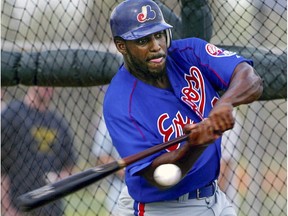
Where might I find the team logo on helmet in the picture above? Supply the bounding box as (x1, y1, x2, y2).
(137, 5, 156, 23)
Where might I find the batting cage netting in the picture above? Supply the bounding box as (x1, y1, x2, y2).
(1, 0, 287, 216)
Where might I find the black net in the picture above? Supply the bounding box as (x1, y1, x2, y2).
(1, 1, 287, 216)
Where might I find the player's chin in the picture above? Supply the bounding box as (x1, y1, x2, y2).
(148, 69, 166, 78)
(148, 62, 165, 74)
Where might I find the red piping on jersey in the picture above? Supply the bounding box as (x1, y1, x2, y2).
(198, 61, 229, 88)
(129, 80, 146, 140)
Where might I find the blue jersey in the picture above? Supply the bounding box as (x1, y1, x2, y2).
(103, 37, 252, 203)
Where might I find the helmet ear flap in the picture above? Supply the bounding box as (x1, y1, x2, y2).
(165, 29, 172, 48)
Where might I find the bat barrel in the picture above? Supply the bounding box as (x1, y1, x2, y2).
(18, 161, 121, 211)
(17, 134, 189, 211)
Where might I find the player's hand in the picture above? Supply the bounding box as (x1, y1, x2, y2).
(208, 102, 235, 134)
(183, 103, 234, 147)
(183, 118, 218, 147)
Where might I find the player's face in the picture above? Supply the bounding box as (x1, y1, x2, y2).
(123, 31, 167, 79)
(34, 87, 54, 105)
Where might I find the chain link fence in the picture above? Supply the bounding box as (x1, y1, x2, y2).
(1, 1, 286, 215)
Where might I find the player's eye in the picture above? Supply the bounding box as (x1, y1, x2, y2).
(135, 37, 148, 45)
(154, 31, 165, 39)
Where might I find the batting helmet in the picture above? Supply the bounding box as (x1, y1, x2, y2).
(110, 0, 173, 47)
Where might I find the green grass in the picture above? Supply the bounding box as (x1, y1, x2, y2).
(64, 187, 110, 216)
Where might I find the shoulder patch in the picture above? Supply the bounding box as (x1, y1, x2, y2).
(205, 43, 236, 57)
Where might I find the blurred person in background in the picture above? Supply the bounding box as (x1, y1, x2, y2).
(1, 88, 8, 113)
(92, 115, 125, 215)
(1, 86, 76, 216)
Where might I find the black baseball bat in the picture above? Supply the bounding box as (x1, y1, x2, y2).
(18, 134, 189, 211)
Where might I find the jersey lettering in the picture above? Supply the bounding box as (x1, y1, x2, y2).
(211, 96, 219, 107)
(181, 66, 206, 119)
(157, 111, 193, 152)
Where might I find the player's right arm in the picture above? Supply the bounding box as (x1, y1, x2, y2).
(139, 116, 223, 189)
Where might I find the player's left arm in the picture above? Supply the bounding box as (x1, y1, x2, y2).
(207, 61, 263, 134)
(219, 61, 263, 107)
(140, 62, 263, 188)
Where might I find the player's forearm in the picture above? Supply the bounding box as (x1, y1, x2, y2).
(219, 62, 263, 107)
(141, 120, 217, 188)
(156, 144, 207, 175)
(140, 145, 208, 189)
(172, 143, 208, 176)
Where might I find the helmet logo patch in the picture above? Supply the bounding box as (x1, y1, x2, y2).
(137, 5, 156, 23)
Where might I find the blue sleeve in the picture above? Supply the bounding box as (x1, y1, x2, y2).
(195, 38, 253, 89)
(172, 38, 253, 90)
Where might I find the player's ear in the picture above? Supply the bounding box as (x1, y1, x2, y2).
(114, 37, 127, 55)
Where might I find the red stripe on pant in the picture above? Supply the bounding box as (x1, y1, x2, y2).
(134, 201, 145, 216)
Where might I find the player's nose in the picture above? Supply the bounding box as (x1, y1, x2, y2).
(149, 36, 161, 52)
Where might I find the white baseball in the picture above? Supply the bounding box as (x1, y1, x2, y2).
(153, 164, 182, 187)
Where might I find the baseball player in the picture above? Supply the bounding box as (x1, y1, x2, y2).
(103, 0, 263, 215)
